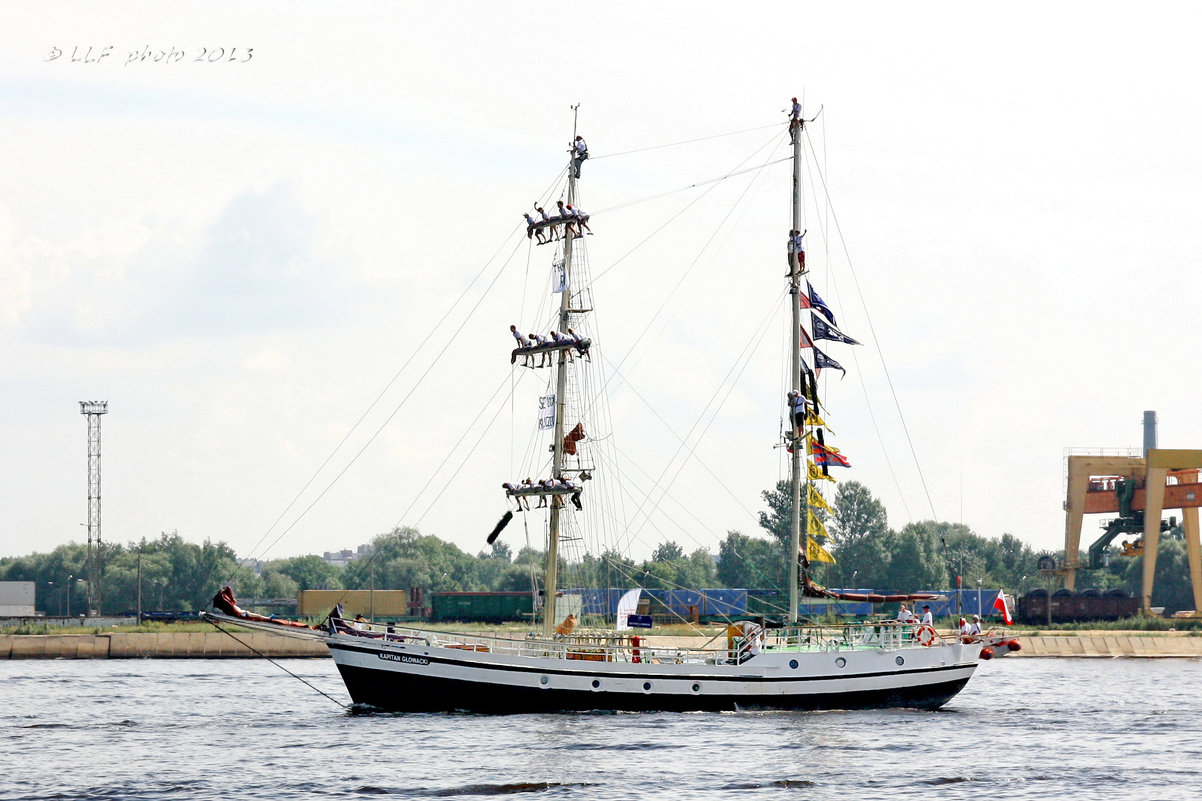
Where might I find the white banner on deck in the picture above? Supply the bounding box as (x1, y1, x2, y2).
(615, 588, 643, 631)
(537, 394, 556, 430)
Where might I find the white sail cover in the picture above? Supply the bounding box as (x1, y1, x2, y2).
(614, 588, 642, 631)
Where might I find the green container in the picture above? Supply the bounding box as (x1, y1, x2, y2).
(431, 592, 534, 622)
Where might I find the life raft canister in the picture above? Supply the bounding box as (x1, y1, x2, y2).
(631, 635, 641, 663)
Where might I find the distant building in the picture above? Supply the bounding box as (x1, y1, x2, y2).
(321, 544, 372, 567)
(0, 581, 36, 616)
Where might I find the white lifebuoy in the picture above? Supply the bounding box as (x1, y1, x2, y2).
(916, 625, 937, 646)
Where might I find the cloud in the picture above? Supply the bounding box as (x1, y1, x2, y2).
(13, 182, 356, 347)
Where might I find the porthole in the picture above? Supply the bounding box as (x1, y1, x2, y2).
(691, 683, 701, 693)
(540, 675, 549, 685)
(835, 657, 846, 668)
(895, 656, 904, 666)
(643, 682, 652, 692)
(591, 679, 600, 689)
(789, 659, 799, 669)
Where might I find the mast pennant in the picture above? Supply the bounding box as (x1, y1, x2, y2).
(812, 315, 860, 346)
(813, 346, 846, 377)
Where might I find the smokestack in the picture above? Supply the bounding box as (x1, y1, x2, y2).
(1143, 410, 1158, 456)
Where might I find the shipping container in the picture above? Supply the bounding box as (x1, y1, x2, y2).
(431, 591, 535, 622)
(297, 589, 408, 618)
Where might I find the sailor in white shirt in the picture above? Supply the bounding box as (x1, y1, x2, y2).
(523, 212, 547, 244)
(572, 135, 588, 178)
(785, 229, 807, 276)
(510, 325, 533, 367)
(556, 200, 577, 238)
(530, 332, 551, 367)
(537, 207, 558, 241)
(788, 390, 808, 434)
(920, 604, 934, 626)
(566, 204, 591, 235)
(502, 482, 530, 510)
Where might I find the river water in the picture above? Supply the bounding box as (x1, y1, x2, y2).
(3, 656, 1201, 800)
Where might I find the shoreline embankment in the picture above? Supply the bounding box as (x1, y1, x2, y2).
(2, 631, 1201, 659)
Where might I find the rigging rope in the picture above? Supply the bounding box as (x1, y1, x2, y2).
(206, 620, 349, 709)
(801, 128, 937, 519)
(591, 122, 783, 161)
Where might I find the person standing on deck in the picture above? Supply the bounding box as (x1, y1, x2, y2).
(967, 614, 983, 637)
(920, 604, 934, 627)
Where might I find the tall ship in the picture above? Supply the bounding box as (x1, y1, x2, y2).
(204, 102, 983, 712)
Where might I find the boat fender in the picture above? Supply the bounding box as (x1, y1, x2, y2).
(631, 635, 641, 663)
(1007, 639, 1022, 652)
(916, 625, 937, 646)
(486, 511, 514, 544)
(979, 647, 994, 660)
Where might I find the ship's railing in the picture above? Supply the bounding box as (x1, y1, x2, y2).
(331, 619, 954, 663)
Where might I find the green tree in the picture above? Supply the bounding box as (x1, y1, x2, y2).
(716, 531, 785, 589)
(829, 481, 889, 546)
(262, 555, 343, 591)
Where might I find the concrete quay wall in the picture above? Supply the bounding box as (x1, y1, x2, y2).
(0, 631, 328, 659)
(1, 631, 1200, 659)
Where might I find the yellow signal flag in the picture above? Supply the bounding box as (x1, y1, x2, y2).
(808, 461, 837, 483)
(806, 537, 836, 564)
(805, 411, 830, 431)
(807, 485, 833, 514)
(807, 512, 830, 540)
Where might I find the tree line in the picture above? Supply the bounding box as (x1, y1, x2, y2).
(2, 481, 1195, 616)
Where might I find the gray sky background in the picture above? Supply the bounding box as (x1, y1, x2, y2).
(3, 2, 1201, 568)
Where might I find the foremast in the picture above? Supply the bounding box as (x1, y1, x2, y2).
(543, 106, 582, 638)
(788, 112, 809, 625)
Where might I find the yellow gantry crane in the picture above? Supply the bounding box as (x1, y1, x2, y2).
(1063, 448, 1202, 617)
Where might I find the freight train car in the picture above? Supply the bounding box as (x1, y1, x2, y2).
(1017, 588, 1138, 623)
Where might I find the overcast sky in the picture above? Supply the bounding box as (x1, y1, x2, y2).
(3, 2, 1201, 571)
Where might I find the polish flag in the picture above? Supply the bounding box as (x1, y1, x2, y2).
(993, 590, 1013, 625)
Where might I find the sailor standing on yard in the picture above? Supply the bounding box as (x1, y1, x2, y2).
(537, 207, 558, 241)
(523, 212, 548, 245)
(510, 325, 533, 367)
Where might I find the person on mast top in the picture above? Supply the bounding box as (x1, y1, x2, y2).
(572, 135, 588, 179)
(785, 229, 807, 276)
(790, 98, 802, 128)
(523, 212, 548, 245)
(788, 390, 808, 435)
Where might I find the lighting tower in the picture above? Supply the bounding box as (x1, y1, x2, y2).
(80, 400, 108, 616)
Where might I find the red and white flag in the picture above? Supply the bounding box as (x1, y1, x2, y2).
(993, 590, 1013, 625)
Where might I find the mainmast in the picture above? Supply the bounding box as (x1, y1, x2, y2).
(543, 105, 581, 637)
(788, 110, 808, 625)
